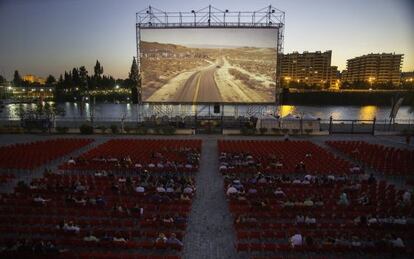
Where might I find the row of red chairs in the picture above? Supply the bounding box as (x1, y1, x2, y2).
(0, 138, 93, 170)
(326, 140, 414, 175)
(218, 140, 352, 175)
(59, 139, 201, 172)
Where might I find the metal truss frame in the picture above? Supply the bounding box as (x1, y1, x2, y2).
(135, 5, 285, 119)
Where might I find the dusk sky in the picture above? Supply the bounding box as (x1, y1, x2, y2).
(0, 0, 413, 80)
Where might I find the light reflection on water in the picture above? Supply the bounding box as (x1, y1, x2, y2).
(0, 103, 413, 122)
(359, 106, 378, 121)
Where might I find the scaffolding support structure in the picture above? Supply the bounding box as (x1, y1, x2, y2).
(135, 5, 285, 119)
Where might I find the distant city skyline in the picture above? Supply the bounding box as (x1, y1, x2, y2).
(0, 0, 413, 80)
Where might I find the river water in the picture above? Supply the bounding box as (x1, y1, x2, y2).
(1, 102, 413, 122)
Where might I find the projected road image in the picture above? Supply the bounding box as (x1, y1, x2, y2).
(140, 28, 277, 103)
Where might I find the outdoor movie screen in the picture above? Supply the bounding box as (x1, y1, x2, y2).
(140, 28, 278, 103)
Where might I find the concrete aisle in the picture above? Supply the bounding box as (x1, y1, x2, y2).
(183, 137, 238, 259)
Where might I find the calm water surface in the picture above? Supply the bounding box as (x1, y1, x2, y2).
(1, 103, 413, 122)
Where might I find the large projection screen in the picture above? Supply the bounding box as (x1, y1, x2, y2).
(140, 28, 278, 103)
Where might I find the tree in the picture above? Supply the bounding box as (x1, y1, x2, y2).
(79, 66, 88, 92)
(13, 70, 22, 87)
(94, 60, 103, 78)
(128, 57, 141, 104)
(72, 68, 80, 87)
(0, 75, 6, 84)
(45, 75, 56, 86)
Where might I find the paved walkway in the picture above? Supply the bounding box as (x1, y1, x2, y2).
(183, 137, 238, 259)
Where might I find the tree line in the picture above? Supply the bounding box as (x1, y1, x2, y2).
(3, 58, 141, 103)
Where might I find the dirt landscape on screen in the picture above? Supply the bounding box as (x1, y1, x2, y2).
(140, 41, 276, 103)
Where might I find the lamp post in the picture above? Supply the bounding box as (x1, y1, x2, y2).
(368, 77, 376, 89)
(224, 9, 228, 26)
(191, 10, 196, 27)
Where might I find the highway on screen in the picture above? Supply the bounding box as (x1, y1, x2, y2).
(172, 58, 224, 103)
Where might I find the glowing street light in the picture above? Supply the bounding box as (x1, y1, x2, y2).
(115, 85, 120, 89)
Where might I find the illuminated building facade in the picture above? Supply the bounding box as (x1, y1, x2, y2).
(342, 53, 403, 86)
(280, 50, 338, 88)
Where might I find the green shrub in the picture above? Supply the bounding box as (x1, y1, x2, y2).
(259, 128, 268, 135)
(162, 126, 176, 135)
(152, 127, 160, 135)
(271, 128, 280, 135)
(124, 126, 131, 134)
(110, 124, 118, 134)
(292, 129, 300, 135)
(79, 124, 94, 134)
(56, 126, 69, 134)
(281, 128, 289, 134)
(97, 125, 107, 134)
(136, 127, 148, 135)
(304, 128, 313, 134)
(243, 128, 256, 135)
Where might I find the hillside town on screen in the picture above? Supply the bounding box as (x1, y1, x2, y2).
(140, 29, 277, 103)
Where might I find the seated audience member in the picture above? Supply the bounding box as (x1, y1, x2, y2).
(350, 164, 361, 173)
(403, 190, 412, 205)
(113, 233, 127, 242)
(135, 185, 145, 193)
(389, 234, 405, 248)
(163, 215, 174, 224)
(295, 215, 305, 224)
(314, 197, 324, 207)
(96, 196, 106, 206)
(226, 185, 238, 196)
(183, 185, 194, 194)
(83, 232, 99, 242)
(274, 187, 286, 197)
(63, 221, 80, 233)
(305, 215, 316, 225)
(132, 203, 144, 216)
(290, 233, 303, 247)
(167, 233, 183, 247)
(367, 215, 378, 225)
(67, 157, 76, 165)
(367, 173, 376, 184)
(284, 200, 295, 207)
(101, 233, 114, 242)
(180, 193, 191, 201)
(357, 193, 370, 205)
(303, 198, 314, 207)
(156, 233, 167, 243)
(354, 215, 367, 226)
(33, 195, 50, 205)
(243, 185, 255, 194)
(394, 216, 407, 225)
(44, 241, 60, 254)
(338, 192, 349, 206)
(74, 197, 87, 206)
(156, 185, 166, 193)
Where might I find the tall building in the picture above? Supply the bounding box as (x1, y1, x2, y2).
(280, 50, 338, 88)
(401, 71, 414, 83)
(23, 74, 46, 85)
(342, 53, 403, 86)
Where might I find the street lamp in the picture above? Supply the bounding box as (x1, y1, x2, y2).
(191, 10, 196, 26)
(368, 77, 376, 89)
(115, 85, 120, 89)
